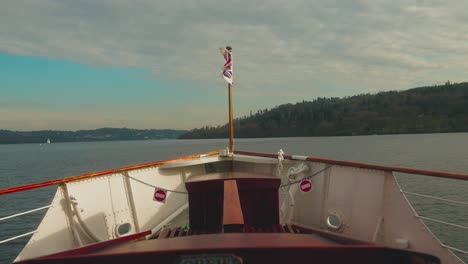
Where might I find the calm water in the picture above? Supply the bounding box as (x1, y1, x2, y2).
(1, 134, 467, 263)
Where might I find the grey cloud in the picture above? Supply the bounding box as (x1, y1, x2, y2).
(1, 0, 467, 99)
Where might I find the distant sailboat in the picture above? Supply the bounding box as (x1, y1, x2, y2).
(46, 138, 51, 144)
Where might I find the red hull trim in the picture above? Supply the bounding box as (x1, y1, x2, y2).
(0, 151, 219, 195)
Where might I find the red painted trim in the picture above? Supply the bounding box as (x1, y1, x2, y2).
(234, 150, 468, 181)
(291, 224, 370, 245)
(0, 150, 219, 195)
(39, 230, 151, 258)
(4, 148, 466, 197)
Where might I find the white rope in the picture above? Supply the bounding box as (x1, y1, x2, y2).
(70, 196, 101, 242)
(0, 205, 52, 222)
(277, 149, 284, 175)
(402, 191, 468, 206)
(122, 173, 188, 194)
(281, 165, 332, 188)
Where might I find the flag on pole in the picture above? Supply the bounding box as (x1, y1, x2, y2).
(220, 46, 233, 85)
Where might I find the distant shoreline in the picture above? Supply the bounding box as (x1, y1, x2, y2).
(2, 131, 467, 145)
(0, 128, 187, 144)
(4, 82, 468, 143)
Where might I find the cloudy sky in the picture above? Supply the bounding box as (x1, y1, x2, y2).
(1, 0, 467, 131)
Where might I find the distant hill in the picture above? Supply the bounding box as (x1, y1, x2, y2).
(0, 128, 187, 144)
(179, 82, 468, 139)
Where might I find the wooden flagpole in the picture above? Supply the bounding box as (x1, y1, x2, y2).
(228, 82, 234, 153)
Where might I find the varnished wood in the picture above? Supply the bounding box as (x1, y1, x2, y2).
(0, 150, 220, 195)
(228, 83, 234, 153)
(223, 180, 244, 227)
(235, 150, 468, 181)
(186, 172, 277, 183)
(22, 233, 440, 264)
(186, 173, 280, 229)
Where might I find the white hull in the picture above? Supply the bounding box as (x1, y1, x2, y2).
(8, 151, 466, 263)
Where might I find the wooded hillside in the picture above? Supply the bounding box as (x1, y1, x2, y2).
(180, 82, 468, 139)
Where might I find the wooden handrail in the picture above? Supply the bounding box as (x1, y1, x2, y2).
(235, 150, 468, 181)
(0, 151, 219, 195)
(3, 149, 467, 197)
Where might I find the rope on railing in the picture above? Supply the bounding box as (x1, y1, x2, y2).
(403, 191, 468, 206)
(122, 173, 188, 194)
(280, 165, 333, 188)
(0, 205, 52, 222)
(0, 230, 37, 244)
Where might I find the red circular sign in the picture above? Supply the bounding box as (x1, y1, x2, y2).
(300, 180, 312, 193)
(153, 189, 167, 202)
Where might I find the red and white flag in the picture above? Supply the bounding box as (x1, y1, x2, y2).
(220, 46, 233, 85)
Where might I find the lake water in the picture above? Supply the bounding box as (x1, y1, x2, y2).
(1, 134, 467, 263)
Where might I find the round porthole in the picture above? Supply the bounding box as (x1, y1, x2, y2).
(115, 223, 132, 237)
(326, 213, 342, 231)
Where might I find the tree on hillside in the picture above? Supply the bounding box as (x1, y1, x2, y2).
(179, 82, 468, 139)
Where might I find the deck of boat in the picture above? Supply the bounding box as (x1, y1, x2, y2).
(18, 229, 439, 264)
(15, 171, 442, 264)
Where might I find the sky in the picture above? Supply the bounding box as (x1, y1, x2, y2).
(1, 0, 467, 131)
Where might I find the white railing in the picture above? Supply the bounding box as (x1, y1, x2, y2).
(402, 190, 468, 256)
(0, 205, 51, 245)
(403, 191, 468, 206)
